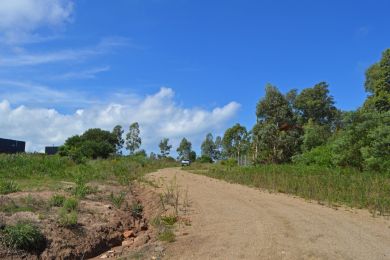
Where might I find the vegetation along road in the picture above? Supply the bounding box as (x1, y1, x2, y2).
(150, 168, 390, 260)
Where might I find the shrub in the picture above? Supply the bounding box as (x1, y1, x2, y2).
(49, 194, 66, 207)
(0, 180, 20, 195)
(1, 222, 46, 252)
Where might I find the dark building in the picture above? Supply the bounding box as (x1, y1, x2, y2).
(0, 138, 26, 154)
(45, 146, 59, 155)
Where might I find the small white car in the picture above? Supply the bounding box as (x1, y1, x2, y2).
(181, 159, 191, 166)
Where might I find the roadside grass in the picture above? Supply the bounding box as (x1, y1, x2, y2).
(0, 154, 178, 191)
(188, 163, 390, 216)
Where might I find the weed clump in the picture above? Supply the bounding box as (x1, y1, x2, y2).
(1, 222, 46, 252)
(49, 194, 66, 207)
(131, 202, 143, 218)
(63, 197, 78, 211)
(109, 192, 126, 209)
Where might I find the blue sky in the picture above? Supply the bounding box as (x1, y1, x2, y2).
(0, 0, 389, 153)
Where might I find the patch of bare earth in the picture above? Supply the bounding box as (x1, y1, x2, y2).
(0, 182, 163, 260)
(148, 168, 390, 260)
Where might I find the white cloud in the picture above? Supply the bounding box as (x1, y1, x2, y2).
(0, 37, 128, 67)
(0, 0, 74, 44)
(0, 87, 240, 153)
(52, 66, 111, 80)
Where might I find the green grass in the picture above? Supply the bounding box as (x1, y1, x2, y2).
(0, 154, 178, 191)
(157, 228, 175, 242)
(188, 163, 390, 216)
(109, 192, 126, 209)
(1, 222, 46, 252)
(160, 215, 177, 226)
(58, 208, 78, 227)
(63, 197, 78, 211)
(0, 180, 20, 194)
(49, 194, 66, 207)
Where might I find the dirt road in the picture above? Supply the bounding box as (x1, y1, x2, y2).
(149, 168, 390, 260)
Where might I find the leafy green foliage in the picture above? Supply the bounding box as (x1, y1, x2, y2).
(1, 222, 46, 252)
(159, 138, 172, 158)
(301, 119, 331, 151)
(364, 48, 390, 112)
(59, 128, 117, 160)
(177, 138, 192, 160)
(294, 82, 339, 126)
(112, 125, 125, 155)
(126, 122, 142, 155)
(222, 123, 249, 159)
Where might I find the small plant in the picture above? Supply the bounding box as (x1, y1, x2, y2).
(1, 222, 46, 252)
(72, 177, 92, 198)
(161, 215, 177, 226)
(0, 180, 20, 195)
(109, 192, 126, 209)
(131, 202, 143, 218)
(58, 208, 78, 227)
(49, 194, 66, 207)
(158, 228, 175, 242)
(63, 197, 78, 211)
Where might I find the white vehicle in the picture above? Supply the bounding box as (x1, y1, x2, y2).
(181, 159, 191, 166)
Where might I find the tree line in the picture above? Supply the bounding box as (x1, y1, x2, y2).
(59, 48, 389, 172)
(199, 48, 389, 172)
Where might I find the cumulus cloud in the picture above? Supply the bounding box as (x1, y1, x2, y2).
(0, 87, 240, 153)
(0, 0, 74, 44)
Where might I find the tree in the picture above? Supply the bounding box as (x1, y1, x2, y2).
(126, 122, 141, 155)
(256, 84, 295, 126)
(214, 136, 223, 160)
(364, 48, 390, 112)
(189, 150, 197, 162)
(252, 121, 301, 163)
(159, 138, 172, 158)
(294, 82, 339, 126)
(301, 119, 331, 152)
(201, 133, 216, 161)
(59, 128, 117, 160)
(112, 125, 124, 155)
(222, 124, 249, 159)
(177, 138, 192, 160)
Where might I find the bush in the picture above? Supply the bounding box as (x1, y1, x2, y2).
(0, 180, 20, 195)
(292, 144, 334, 167)
(198, 155, 212, 163)
(49, 194, 66, 207)
(1, 222, 46, 252)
